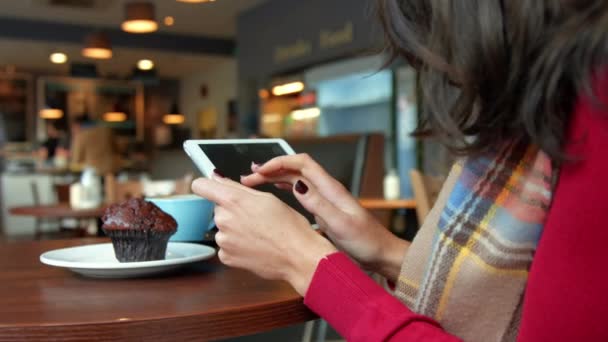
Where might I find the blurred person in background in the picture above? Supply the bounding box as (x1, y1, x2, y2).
(70, 115, 119, 175)
(37, 120, 69, 166)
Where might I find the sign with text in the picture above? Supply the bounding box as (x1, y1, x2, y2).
(238, 0, 382, 78)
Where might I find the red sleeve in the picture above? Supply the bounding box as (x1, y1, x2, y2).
(304, 252, 462, 342)
(517, 74, 608, 341)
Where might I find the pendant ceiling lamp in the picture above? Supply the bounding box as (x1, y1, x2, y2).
(39, 107, 64, 119)
(103, 103, 127, 122)
(137, 59, 154, 71)
(122, 2, 158, 34)
(272, 81, 304, 96)
(82, 32, 112, 59)
(49, 52, 68, 64)
(163, 102, 185, 125)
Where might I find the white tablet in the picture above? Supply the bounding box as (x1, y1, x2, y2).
(183, 139, 296, 180)
(183, 138, 313, 222)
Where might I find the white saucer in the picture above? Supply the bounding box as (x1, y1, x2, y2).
(40, 242, 216, 278)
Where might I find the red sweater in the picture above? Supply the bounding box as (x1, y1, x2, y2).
(304, 81, 608, 341)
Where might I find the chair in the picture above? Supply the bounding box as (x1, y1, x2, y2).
(409, 169, 444, 225)
(54, 182, 88, 236)
(288, 133, 384, 197)
(30, 181, 85, 240)
(55, 183, 71, 203)
(30, 181, 45, 239)
(288, 133, 388, 225)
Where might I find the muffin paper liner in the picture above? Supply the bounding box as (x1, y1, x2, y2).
(103, 229, 174, 262)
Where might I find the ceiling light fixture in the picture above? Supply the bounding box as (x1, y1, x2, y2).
(122, 2, 158, 34)
(82, 32, 112, 59)
(137, 59, 154, 70)
(104, 103, 127, 122)
(49, 52, 68, 64)
(258, 89, 270, 99)
(103, 112, 127, 122)
(163, 102, 185, 125)
(163, 16, 175, 26)
(271, 81, 305, 96)
(291, 107, 321, 121)
(39, 108, 64, 119)
(163, 114, 185, 125)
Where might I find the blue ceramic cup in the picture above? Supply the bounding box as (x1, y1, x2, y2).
(147, 194, 215, 242)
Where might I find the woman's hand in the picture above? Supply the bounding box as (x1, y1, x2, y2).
(240, 154, 409, 281)
(191, 173, 337, 296)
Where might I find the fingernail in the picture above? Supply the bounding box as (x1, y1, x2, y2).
(213, 169, 226, 178)
(295, 180, 308, 194)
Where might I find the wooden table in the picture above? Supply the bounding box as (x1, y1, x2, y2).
(0, 238, 316, 341)
(359, 198, 416, 210)
(9, 203, 106, 219)
(359, 199, 418, 240)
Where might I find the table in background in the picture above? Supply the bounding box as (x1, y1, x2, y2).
(9, 203, 106, 237)
(359, 198, 418, 240)
(9, 203, 106, 219)
(358, 198, 416, 210)
(1, 172, 76, 236)
(0, 238, 315, 341)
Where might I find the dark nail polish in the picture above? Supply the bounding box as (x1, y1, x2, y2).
(213, 169, 226, 178)
(295, 180, 308, 194)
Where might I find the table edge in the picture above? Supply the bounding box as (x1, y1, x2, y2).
(0, 297, 317, 340)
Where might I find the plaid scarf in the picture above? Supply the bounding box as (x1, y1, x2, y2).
(395, 142, 554, 342)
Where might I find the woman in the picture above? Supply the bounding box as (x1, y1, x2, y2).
(192, 1, 608, 341)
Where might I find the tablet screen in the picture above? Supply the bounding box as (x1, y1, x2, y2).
(197, 143, 313, 222)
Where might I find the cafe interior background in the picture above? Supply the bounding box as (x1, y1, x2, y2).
(0, 0, 451, 244)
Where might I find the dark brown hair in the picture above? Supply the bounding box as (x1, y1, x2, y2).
(378, 0, 608, 160)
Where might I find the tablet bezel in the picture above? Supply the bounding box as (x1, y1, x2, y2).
(183, 139, 296, 178)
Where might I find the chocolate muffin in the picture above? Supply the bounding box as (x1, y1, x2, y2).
(102, 198, 177, 262)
